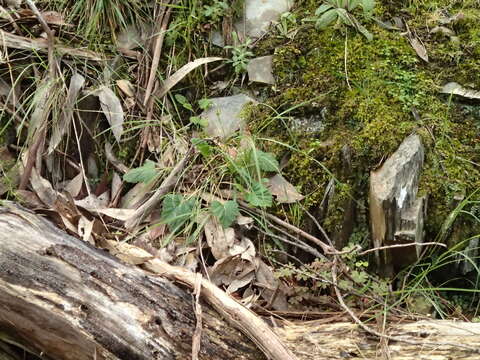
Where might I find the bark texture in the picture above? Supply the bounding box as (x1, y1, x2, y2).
(1, 203, 479, 360)
(0, 203, 262, 360)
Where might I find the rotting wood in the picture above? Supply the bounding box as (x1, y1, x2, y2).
(1, 203, 480, 360)
(0, 203, 263, 360)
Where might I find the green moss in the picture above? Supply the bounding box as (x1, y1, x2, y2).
(244, 1, 480, 245)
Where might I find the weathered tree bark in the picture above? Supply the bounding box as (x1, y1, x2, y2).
(370, 134, 426, 276)
(1, 203, 479, 360)
(0, 203, 263, 360)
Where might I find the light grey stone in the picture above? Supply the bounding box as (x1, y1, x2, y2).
(235, 0, 293, 39)
(247, 56, 275, 84)
(200, 94, 256, 140)
(369, 134, 426, 276)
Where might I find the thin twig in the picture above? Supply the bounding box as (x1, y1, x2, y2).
(358, 242, 447, 256)
(254, 225, 323, 259)
(191, 273, 203, 360)
(331, 258, 480, 354)
(143, 0, 173, 106)
(239, 201, 335, 254)
(24, 0, 56, 78)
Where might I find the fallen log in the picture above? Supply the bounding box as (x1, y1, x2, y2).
(0, 203, 479, 360)
(0, 203, 264, 360)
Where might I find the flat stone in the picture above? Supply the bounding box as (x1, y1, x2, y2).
(200, 94, 255, 140)
(236, 0, 293, 39)
(247, 56, 275, 84)
(369, 134, 426, 275)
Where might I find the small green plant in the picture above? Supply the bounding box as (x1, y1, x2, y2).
(174, 94, 212, 127)
(225, 33, 254, 74)
(202, 0, 229, 24)
(314, 0, 375, 40)
(276, 12, 297, 39)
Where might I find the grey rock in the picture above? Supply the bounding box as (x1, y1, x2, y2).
(290, 111, 328, 134)
(236, 0, 293, 39)
(200, 94, 256, 140)
(369, 134, 426, 276)
(247, 56, 275, 84)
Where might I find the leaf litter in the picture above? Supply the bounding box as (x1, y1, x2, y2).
(0, 0, 333, 318)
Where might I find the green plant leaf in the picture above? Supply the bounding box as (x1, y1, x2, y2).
(161, 194, 196, 231)
(315, 4, 333, 15)
(245, 180, 272, 208)
(174, 94, 193, 111)
(336, 8, 354, 26)
(190, 116, 208, 127)
(123, 160, 158, 183)
(198, 98, 212, 110)
(192, 138, 213, 157)
(210, 200, 240, 228)
(353, 19, 373, 41)
(315, 9, 338, 30)
(256, 150, 279, 172)
(361, 0, 375, 15)
(347, 0, 361, 10)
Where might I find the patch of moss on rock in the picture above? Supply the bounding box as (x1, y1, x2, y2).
(245, 0, 480, 247)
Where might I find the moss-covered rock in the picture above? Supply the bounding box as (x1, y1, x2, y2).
(245, 0, 480, 248)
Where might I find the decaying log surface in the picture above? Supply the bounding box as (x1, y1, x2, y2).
(1, 203, 480, 360)
(0, 203, 263, 360)
(276, 318, 480, 359)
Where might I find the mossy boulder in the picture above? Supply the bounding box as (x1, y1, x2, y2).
(246, 0, 480, 252)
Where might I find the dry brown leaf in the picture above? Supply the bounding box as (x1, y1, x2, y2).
(116, 79, 135, 97)
(97, 85, 124, 142)
(120, 181, 156, 209)
(440, 82, 480, 100)
(409, 37, 428, 62)
(154, 57, 223, 98)
(64, 172, 83, 198)
(49, 73, 85, 154)
(268, 174, 304, 204)
(204, 217, 236, 260)
(111, 172, 123, 200)
(208, 256, 256, 292)
(0, 28, 103, 61)
(255, 259, 289, 311)
(16, 189, 44, 208)
(41, 11, 72, 27)
(30, 167, 58, 207)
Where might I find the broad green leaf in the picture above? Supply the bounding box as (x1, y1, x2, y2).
(354, 21, 373, 41)
(255, 150, 279, 172)
(123, 160, 158, 183)
(210, 200, 240, 228)
(174, 94, 193, 111)
(315, 9, 338, 30)
(336, 8, 353, 26)
(198, 98, 212, 110)
(348, 0, 361, 10)
(192, 138, 213, 157)
(315, 3, 333, 15)
(245, 180, 272, 208)
(361, 0, 375, 15)
(351, 270, 368, 284)
(161, 194, 196, 231)
(190, 116, 208, 127)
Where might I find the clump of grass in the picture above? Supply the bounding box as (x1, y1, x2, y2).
(59, 0, 149, 44)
